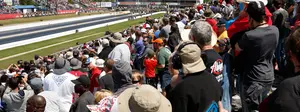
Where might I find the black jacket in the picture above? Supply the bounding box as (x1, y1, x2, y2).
(98, 46, 113, 60)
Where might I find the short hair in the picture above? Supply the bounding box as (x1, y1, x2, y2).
(190, 21, 212, 46)
(153, 23, 160, 30)
(104, 59, 115, 71)
(273, 0, 283, 9)
(162, 17, 169, 25)
(8, 77, 19, 90)
(147, 50, 155, 58)
(286, 27, 300, 61)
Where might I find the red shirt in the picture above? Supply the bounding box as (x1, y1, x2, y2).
(144, 58, 157, 78)
(90, 67, 102, 93)
(69, 70, 86, 77)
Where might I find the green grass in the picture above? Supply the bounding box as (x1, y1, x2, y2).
(0, 11, 109, 26)
(0, 13, 164, 69)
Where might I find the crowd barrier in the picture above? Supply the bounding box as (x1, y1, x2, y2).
(57, 10, 79, 14)
(0, 13, 22, 20)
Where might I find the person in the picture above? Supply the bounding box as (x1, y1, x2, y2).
(134, 31, 145, 72)
(117, 84, 172, 112)
(98, 39, 113, 60)
(69, 58, 85, 77)
(97, 60, 135, 111)
(272, 0, 289, 71)
(99, 59, 115, 92)
(167, 41, 224, 112)
(26, 95, 46, 112)
(235, 1, 279, 112)
(94, 89, 112, 103)
(159, 17, 171, 40)
(29, 78, 64, 112)
(132, 69, 143, 85)
(43, 57, 77, 112)
(153, 38, 172, 95)
(190, 20, 231, 111)
(168, 24, 182, 52)
(153, 23, 161, 40)
(204, 9, 218, 33)
(190, 20, 223, 83)
(144, 50, 157, 87)
(217, 18, 229, 40)
(70, 75, 95, 112)
(261, 27, 300, 112)
(86, 58, 102, 93)
(3, 77, 34, 112)
(108, 32, 131, 63)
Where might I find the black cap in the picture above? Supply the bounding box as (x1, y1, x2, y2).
(246, 1, 265, 22)
(71, 75, 90, 87)
(217, 18, 226, 26)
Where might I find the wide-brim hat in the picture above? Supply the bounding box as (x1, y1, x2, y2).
(177, 41, 206, 74)
(70, 58, 82, 70)
(118, 85, 172, 112)
(53, 57, 70, 75)
(204, 9, 215, 18)
(108, 32, 126, 44)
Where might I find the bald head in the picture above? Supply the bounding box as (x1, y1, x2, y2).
(27, 95, 46, 112)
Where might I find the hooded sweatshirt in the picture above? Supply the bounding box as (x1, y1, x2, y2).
(3, 90, 34, 112)
(112, 60, 132, 93)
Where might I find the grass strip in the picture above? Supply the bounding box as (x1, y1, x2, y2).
(0, 13, 164, 69)
(0, 11, 108, 26)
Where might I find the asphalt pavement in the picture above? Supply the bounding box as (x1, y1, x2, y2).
(0, 13, 137, 45)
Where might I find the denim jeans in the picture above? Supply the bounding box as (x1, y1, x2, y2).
(221, 53, 232, 112)
(157, 69, 172, 90)
(240, 82, 272, 112)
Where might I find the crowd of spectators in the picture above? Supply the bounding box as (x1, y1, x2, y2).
(0, 0, 300, 112)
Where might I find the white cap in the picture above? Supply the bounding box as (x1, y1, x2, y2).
(95, 59, 105, 68)
(141, 28, 147, 33)
(145, 24, 151, 28)
(102, 38, 109, 46)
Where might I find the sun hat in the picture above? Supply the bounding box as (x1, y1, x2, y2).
(95, 59, 105, 68)
(177, 41, 206, 74)
(108, 32, 126, 44)
(102, 38, 110, 46)
(71, 75, 90, 87)
(66, 52, 73, 60)
(53, 57, 70, 75)
(204, 9, 215, 18)
(70, 58, 82, 70)
(118, 85, 172, 112)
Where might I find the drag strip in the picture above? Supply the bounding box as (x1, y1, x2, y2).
(0, 13, 135, 45)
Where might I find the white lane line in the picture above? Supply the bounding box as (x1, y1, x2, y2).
(0, 32, 103, 61)
(0, 14, 131, 40)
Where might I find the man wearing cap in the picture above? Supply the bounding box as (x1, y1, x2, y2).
(86, 58, 102, 93)
(108, 32, 131, 64)
(153, 38, 172, 95)
(43, 57, 77, 112)
(98, 38, 113, 60)
(235, 1, 279, 112)
(29, 78, 64, 112)
(217, 18, 229, 40)
(167, 41, 223, 112)
(70, 75, 95, 112)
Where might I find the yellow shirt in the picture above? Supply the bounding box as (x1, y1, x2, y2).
(218, 31, 229, 40)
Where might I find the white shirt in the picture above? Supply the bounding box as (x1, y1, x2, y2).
(108, 44, 131, 63)
(39, 91, 65, 112)
(43, 72, 77, 112)
(176, 21, 185, 34)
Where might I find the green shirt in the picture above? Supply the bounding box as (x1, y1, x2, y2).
(157, 47, 171, 69)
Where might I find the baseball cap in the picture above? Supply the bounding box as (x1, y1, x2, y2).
(141, 28, 147, 33)
(118, 85, 172, 112)
(29, 78, 43, 90)
(95, 59, 105, 68)
(102, 39, 109, 46)
(66, 52, 73, 60)
(177, 41, 206, 74)
(71, 75, 90, 87)
(85, 57, 95, 65)
(152, 38, 164, 44)
(145, 24, 151, 28)
(246, 1, 266, 21)
(217, 18, 226, 26)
